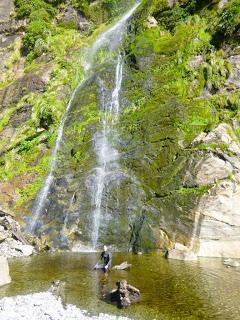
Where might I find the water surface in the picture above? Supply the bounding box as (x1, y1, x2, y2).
(0, 252, 240, 320)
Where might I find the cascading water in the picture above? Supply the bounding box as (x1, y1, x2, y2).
(28, 77, 88, 233)
(88, 52, 123, 248)
(28, 3, 141, 244)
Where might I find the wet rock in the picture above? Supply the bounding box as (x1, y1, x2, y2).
(0, 256, 11, 287)
(110, 280, 140, 308)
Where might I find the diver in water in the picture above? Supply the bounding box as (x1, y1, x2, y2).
(100, 245, 112, 271)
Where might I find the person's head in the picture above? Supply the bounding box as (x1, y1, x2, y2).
(103, 245, 107, 252)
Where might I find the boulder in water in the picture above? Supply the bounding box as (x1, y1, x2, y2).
(110, 280, 140, 308)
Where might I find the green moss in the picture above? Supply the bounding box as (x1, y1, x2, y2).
(196, 142, 229, 151)
(177, 185, 211, 194)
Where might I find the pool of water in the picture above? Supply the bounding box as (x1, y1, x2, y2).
(0, 252, 240, 319)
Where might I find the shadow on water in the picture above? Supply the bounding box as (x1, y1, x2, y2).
(0, 252, 240, 319)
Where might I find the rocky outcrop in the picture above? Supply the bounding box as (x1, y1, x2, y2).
(57, 3, 91, 32)
(0, 256, 11, 287)
(185, 123, 240, 258)
(0, 64, 52, 109)
(0, 208, 34, 258)
(195, 180, 240, 258)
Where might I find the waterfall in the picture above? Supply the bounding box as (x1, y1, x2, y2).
(89, 53, 123, 249)
(28, 78, 88, 233)
(28, 2, 140, 239)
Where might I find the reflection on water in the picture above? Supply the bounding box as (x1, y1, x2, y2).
(0, 252, 240, 320)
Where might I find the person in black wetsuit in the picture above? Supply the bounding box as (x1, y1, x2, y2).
(100, 245, 112, 271)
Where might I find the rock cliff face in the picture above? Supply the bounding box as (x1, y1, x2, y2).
(0, 0, 240, 257)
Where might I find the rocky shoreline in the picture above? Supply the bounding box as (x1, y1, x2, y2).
(0, 291, 131, 320)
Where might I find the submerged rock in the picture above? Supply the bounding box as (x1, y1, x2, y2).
(0, 256, 11, 287)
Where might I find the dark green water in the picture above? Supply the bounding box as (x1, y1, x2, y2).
(0, 252, 240, 319)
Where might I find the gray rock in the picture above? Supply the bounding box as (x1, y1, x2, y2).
(195, 181, 240, 258)
(194, 156, 233, 185)
(57, 4, 91, 32)
(0, 0, 14, 23)
(0, 64, 52, 109)
(0, 238, 34, 258)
